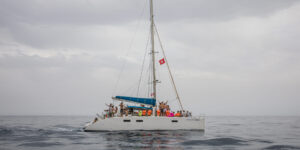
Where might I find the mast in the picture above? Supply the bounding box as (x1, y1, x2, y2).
(150, 0, 156, 101)
(149, 0, 183, 111)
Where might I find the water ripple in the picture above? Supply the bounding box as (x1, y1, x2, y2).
(19, 142, 63, 147)
(1, 116, 300, 150)
(263, 145, 300, 150)
(180, 138, 247, 146)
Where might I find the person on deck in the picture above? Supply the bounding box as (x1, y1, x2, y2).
(142, 109, 146, 116)
(168, 111, 174, 117)
(166, 109, 170, 116)
(175, 111, 180, 117)
(157, 109, 160, 116)
(167, 105, 170, 110)
(139, 110, 142, 116)
(111, 106, 115, 117)
(115, 106, 118, 116)
(147, 109, 152, 116)
(163, 101, 168, 116)
(107, 103, 113, 117)
(119, 102, 124, 117)
(125, 107, 129, 116)
(159, 102, 163, 116)
(182, 110, 186, 117)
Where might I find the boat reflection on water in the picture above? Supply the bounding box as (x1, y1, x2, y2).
(102, 130, 205, 149)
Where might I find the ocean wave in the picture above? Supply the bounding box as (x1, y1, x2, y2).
(250, 139, 273, 144)
(263, 145, 300, 150)
(1, 116, 300, 150)
(19, 142, 63, 147)
(180, 138, 247, 146)
(0, 127, 13, 136)
(53, 124, 80, 132)
(0, 125, 84, 143)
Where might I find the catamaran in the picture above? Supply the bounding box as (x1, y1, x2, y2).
(84, 0, 205, 131)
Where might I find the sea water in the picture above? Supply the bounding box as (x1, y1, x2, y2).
(0, 116, 300, 150)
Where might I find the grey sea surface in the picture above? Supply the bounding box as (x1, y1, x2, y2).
(0, 116, 300, 150)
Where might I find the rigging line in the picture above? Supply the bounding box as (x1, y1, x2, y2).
(136, 31, 151, 97)
(144, 64, 148, 98)
(154, 23, 184, 111)
(146, 59, 151, 97)
(147, 58, 152, 97)
(120, 80, 140, 96)
(111, 1, 148, 97)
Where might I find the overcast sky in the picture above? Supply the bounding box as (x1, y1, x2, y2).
(0, 0, 299, 116)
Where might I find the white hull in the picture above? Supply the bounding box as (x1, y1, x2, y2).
(84, 116, 205, 131)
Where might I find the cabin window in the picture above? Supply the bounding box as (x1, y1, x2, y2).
(136, 120, 143, 122)
(123, 119, 131, 122)
(172, 120, 178, 123)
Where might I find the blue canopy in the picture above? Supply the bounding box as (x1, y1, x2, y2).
(114, 96, 156, 106)
(127, 106, 152, 110)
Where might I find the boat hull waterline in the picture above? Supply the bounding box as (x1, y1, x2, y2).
(84, 116, 205, 131)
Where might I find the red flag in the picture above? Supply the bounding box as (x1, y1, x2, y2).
(159, 58, 165, 65)
(150, 92, 155, 96)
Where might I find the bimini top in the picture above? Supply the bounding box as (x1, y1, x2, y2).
(127, 106, 152, 110)
(113, 96, 156, 107)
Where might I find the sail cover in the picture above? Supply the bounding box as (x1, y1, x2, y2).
(114, 96, 156, 106)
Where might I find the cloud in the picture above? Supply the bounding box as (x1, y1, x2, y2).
(0, 0, 147, 26)
(1, 0, 297, 26)
(0, 0, 298, 50)
(154, 0, 299, 22)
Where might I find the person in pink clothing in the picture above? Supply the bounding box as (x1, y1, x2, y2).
(168, 111, 174, 117)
